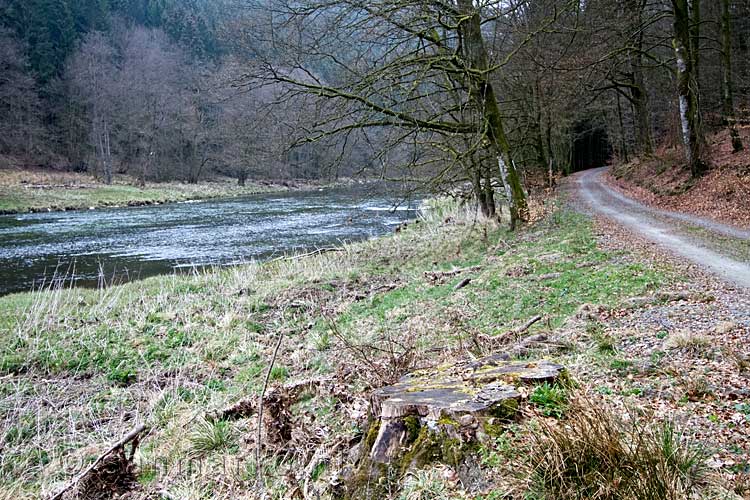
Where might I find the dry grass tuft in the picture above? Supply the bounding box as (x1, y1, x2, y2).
(529, 396, 709, 500)
(664, 330, 711, 353)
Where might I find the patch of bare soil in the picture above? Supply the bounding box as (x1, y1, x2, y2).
(608, 127, 750, 229)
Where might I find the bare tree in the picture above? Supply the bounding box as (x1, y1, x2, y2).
(672, 0, 705, 177)
(236, 0, 564, 227)
(118, 27, 185, 186)
(67, 32, 118, 183)
(178, 67, 225, 184)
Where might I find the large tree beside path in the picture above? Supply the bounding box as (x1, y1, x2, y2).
(237, 0, 575, 228)
(671, 0, 705, 178)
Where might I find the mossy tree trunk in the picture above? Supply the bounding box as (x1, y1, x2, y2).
(456, 0, 528, 228)
(672, 0, 706, 177)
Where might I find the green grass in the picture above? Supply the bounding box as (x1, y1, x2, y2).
(189, 418, 237, 456)
(529, 383, 569, 418)
(0, 202, 672, 498)
(0, 180, 284, 214)
(334, 211, 663, 345)
(681, 224, 750, 262)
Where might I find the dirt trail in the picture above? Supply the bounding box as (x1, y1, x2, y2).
(577, 167, 750, 288)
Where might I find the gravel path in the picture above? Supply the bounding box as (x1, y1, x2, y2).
(577, 167, 750, 288)
(567, 170, 750, 492)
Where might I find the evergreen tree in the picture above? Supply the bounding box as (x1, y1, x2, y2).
(70, 0, 110, 35)
(2, 0, 75, 84)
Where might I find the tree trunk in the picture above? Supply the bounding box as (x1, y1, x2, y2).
(545, 95, 555, 188)
(533, 80, 548, 170)
(103, 119, 112, 185)
(471, 163, 489, 217)
(689, 0, 700, 85)
(95, 116, 112, 185)
(627, 0, 653, 156)
(672, 0, 705, 177)
(721, 0, 744, 152)
(630, 82, 653, 156)
(140, 144, 151, 188)
(483, 160, 496, 218)
(616, 92, 629, 162)
(456, 0, 527, 229)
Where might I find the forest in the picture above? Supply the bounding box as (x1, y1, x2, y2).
(0, 0, 352, 184)
(2, 0, 749, 203)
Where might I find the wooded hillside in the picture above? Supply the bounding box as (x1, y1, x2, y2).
(1, 0, 748, 198)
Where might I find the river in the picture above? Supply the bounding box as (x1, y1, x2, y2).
(0, 185, 420, 296)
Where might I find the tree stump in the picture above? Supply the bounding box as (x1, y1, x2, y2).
(367, 354, 563, 465)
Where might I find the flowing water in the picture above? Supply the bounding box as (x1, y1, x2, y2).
(0, 185, 420, 296)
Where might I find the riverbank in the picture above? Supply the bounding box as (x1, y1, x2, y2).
(0, 198, 744, 499)
(0, 167, 339, 214)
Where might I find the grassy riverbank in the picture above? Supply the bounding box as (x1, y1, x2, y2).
(1, 199, 742, 499)
(0, 167, 324, 214)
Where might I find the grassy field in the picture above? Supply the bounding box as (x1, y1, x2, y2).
(0, 167, 311, 214)
(0, 200, 738, 499)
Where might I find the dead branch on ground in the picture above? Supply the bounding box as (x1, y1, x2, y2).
(48, 423, 147, 500)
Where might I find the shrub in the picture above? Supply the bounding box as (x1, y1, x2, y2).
(528, 396, 708, 499)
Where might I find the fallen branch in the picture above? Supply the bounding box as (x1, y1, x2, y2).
(477, 315, 543, 348)
(48, 423, 147, 500)
(268, 247, 344, 264)
(424, 265, 482, 283)
(511, 334, 568, 357)
(370, 283, 400, 294)
(530, 272, 562, 282)
(622, 291, 697, 308)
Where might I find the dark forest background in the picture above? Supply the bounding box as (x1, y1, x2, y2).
(1, 0, 749, 188)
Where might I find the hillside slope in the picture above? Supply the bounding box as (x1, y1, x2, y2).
(608, 128, 750, 229)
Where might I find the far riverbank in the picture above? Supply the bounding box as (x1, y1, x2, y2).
(0, 166, 355, 215)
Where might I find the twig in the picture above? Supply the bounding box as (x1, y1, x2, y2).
(424, 265, 482, 282)
(477, 314, 544, 348)
(255, 327, 285, 489)
(453, 277, 472, 291)
(48, 423, 147, 500)
(267, 247, 343, 264)
(324, 314, 389, 383)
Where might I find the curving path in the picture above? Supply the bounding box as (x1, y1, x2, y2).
(577, 167, 750, 288)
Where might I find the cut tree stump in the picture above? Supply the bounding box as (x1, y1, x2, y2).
(366, 354, 563, 465)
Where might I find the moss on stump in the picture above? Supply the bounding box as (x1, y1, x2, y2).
(341, 354, 564, 498)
